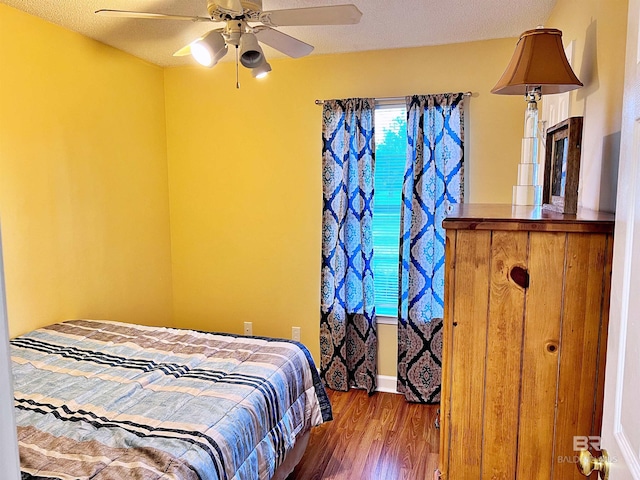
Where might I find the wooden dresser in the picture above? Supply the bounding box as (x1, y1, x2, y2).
(439, 204, 614, 480)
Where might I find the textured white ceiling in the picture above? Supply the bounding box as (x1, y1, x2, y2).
(1, 0, 557, 67)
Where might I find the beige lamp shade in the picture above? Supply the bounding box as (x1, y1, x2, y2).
(492, 28, 583, 95)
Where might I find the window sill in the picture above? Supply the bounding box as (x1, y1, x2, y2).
(376, 315, 398, 326)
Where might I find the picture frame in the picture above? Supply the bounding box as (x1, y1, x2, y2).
(542, 116, 584, 215)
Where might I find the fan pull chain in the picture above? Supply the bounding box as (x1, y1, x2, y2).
(235, 46, 240, 89)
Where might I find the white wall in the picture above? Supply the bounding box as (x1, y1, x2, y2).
(0, 227, 20, 479)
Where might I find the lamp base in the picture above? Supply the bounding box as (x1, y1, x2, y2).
(512, 92, 542, 207)
(513, 185, 542, 206)
(517, 163, 539, 185)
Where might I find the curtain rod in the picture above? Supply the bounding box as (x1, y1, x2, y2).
(314, 92, 473, 105)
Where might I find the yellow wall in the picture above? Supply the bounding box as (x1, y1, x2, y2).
(164, 39, 525, 370)
(1, 0, 628, 379)
(0, 5, 174, 337)
(546, 0, 628, 212)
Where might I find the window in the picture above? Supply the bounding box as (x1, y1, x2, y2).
(372, 102, 407, 318)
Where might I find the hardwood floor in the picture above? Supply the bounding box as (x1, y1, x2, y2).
(288, 389, 440, 480)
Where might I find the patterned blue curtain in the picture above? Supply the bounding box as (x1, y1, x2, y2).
(320, 98, 377, 394)
(397, 93, 465, 403)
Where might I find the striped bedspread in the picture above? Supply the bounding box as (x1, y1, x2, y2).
(11, 320, 332, 480)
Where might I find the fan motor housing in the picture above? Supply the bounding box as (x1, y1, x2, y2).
(208, 1, 262, 20)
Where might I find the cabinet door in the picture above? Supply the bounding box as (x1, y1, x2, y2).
(442, 228, 612, 480)
(552, 233, 612, 479)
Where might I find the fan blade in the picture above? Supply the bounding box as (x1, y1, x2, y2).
(259, 5, 362, 27)
(254, 27, 314, 58)
(215, 0, 244, 16)
(95, 9, 211, 22)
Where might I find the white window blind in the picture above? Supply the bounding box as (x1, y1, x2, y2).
(373, 103, 407, 317)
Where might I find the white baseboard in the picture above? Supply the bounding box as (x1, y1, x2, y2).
(316, 370, 399, 394)
(376, 374, 398, 394)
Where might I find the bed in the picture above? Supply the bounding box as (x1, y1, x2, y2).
(10, 319, 332, 480)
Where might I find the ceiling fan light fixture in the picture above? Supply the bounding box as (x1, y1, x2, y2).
(239, 33, 264, 68)
(191, 31, 227, 67)
(95, 1, 365, 83)
(252, 58, 272, 78)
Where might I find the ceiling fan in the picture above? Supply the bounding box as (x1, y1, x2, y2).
(96, 0, 362, 85)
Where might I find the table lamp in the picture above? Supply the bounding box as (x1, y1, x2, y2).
(492, 27, 583, 206)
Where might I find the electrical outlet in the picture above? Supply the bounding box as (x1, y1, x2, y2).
(292, 327, 301, 342)
(244, 322, 252, 336)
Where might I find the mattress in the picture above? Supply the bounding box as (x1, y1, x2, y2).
(11, 319, 332, 480)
